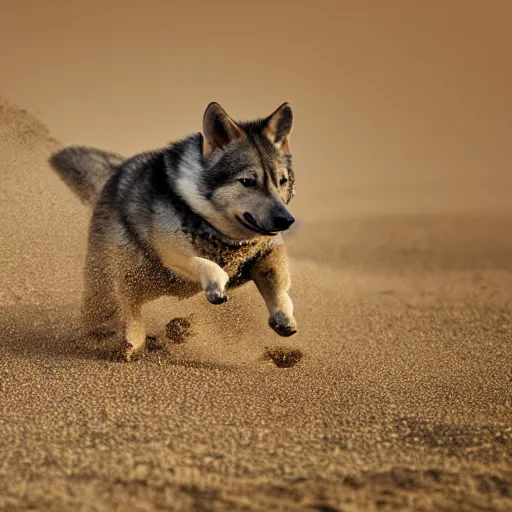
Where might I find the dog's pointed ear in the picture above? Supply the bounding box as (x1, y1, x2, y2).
(263, 102, 293, 154)
(202, 102, 246, 156)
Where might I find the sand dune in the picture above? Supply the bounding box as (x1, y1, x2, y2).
(1, 99, 512, 511)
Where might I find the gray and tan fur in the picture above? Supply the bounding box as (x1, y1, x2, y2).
(49, 102, 298, 361)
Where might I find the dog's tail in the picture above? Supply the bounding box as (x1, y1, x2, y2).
(49, 146, 126, 206)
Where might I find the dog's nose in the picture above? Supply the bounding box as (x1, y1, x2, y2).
(273, 213, 295, 231)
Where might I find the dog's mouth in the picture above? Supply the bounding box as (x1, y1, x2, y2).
(236, 213, 277, 237)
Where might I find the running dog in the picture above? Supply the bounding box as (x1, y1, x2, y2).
(49, 102, 297, 360)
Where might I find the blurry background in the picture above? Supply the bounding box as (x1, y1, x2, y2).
(1, 0, 511, 218)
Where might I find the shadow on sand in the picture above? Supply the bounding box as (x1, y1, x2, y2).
(0, 303, 237, 371)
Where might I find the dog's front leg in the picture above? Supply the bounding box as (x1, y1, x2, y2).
(250, 241, 297, 337)
(153, 230, 229, 304)
(190, 257, 230, 304)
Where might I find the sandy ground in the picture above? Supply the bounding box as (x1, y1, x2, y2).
(1, 98, 512, 511)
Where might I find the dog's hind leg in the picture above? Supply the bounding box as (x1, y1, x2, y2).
(83, 243, 147, 361)
(119, 296, 147, 362)
(82, 240, 123, 348)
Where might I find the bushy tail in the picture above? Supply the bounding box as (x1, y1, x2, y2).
(49, 146, 126, 206)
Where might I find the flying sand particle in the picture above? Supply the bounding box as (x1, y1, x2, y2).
(166, 316, 195, 343)
(265, 347, 303, 368)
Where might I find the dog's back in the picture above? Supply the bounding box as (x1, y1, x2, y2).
(49, 146, 126, 205)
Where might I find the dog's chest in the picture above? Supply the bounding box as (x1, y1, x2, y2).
(187, 234, 272, 284)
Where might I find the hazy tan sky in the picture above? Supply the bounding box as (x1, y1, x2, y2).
(1, 1, 511, 215)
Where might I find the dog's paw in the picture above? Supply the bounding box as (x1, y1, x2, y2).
(110, 340, 142, 362)
(206, 284, 229, 305)
(269, 312, 298, 337)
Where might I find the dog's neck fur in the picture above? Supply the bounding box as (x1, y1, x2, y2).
(162, 134, 257, 248)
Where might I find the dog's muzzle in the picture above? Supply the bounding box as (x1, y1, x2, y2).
(237, 211, 295, 236)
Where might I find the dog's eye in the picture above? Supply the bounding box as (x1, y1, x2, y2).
(279, 177, 288, 186)
(239, 178, 256, 187)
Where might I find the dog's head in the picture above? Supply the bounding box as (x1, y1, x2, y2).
(177, 102, 296, 241)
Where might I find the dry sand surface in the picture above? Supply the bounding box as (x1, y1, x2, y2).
(1, 98, 512, 511)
